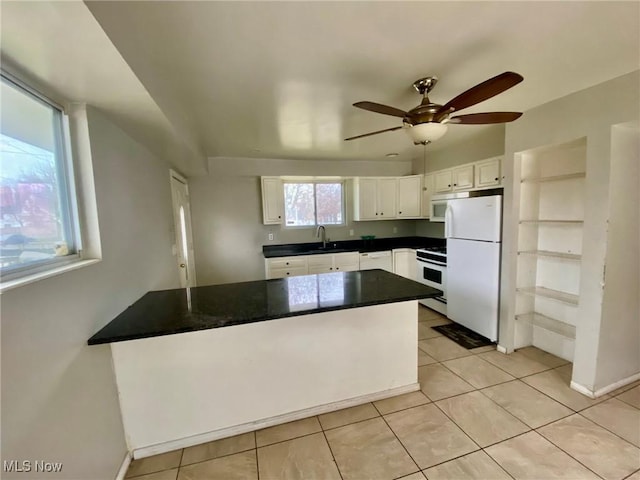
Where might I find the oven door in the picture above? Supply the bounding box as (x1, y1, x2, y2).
(416, 258, 447, 314)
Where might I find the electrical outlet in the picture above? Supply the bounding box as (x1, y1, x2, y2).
(393, 227, 398, 234)
(349, 229, 354, 236)
(268, 233, 274, 241)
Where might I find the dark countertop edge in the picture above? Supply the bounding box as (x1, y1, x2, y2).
(87, 291, 440, 346)
(263, 236, 445, 258)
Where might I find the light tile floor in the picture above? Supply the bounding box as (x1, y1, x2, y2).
(126, 306, 640, 480)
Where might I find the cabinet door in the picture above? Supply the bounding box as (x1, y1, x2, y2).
(452, 165, 474, 191)
(354, 178, 378, 220)
(422, 174, 434, 218)
(307, 254, 333, 273)
(434, 170, 453, 193)
(392, 249, 417, 280)
(377, 178, 397, 219)
(475, 158, 502, 188)
(397, 175, 422, 218)
(333, 252, 359, 272)
(261, 177, 283, 224)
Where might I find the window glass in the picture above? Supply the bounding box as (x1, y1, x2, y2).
(283, 181, 344, 227)
(0, 74, 77, 276)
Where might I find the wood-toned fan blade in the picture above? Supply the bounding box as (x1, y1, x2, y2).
(448, 112, 523, 124)
(353, 101, 407, 118)
(440, 72, 523, 113)
(344, 126, 403, 141)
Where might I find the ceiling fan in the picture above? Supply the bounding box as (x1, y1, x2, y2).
(345, 71, 523, 144)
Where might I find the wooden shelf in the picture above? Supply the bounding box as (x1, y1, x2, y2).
(516, 312, 576, 339)
(519, 220, 583, 225)
(517, 286, 579, 306)
(521, 172, 586, 184)
(518, 250, 581, 261)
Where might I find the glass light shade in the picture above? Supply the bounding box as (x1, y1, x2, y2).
(405, 122, 448, 143)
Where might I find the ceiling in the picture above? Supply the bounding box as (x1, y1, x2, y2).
(2, 2, 639, 175)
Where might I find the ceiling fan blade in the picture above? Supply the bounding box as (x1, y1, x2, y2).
(344, 126, 403, 141)
(439, 72, 523, 114)
(353, 101, 407, 118)
(448, 112, 523, 124)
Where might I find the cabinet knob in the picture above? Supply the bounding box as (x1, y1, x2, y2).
(376, 212, 378, 215)
(336, 267, 340, 270)
(453, 183, 457, 186)
(399, 211, 402, 214)
(286, 272, 290, 275)
(278, 215, 281, 219)
(381, 212, 384, 216)
(448, 184, 451, 187)
(286, 262, 289, 265)
(330, 267, 333, 270)
(495, 177, 499, 181)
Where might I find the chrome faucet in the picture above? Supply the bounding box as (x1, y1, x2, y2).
(316, 225, 327, 248)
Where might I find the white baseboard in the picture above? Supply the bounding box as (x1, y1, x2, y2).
(133, 383, 420, 459)
(571, 372, 640, 399)
(497, 344, 508, 354)
(114, 451, 132, 480)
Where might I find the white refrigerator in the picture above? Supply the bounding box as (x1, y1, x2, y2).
(445, 195, 502, 342)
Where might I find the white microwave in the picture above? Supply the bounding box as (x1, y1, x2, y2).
(430, 192, 470, 222)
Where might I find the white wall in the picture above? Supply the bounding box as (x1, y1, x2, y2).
(595, 123, 640, 390)
(189, 157, 416, 285)
(500, 71, 640, 393)
(0, 107, 180, 479)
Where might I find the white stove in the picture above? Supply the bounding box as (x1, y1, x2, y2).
(415, 246, 447, 315)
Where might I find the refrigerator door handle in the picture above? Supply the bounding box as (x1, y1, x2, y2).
(444, 205, 453, 238)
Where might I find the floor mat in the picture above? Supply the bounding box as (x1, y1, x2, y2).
(432, 323, 494, 350)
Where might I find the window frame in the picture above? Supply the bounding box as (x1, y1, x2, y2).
(282, 179, 346, 229)
(0, 70, 83, 284)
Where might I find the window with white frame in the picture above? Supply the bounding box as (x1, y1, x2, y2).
(283, 181, 344, 227)
(0, 72, 81, 280)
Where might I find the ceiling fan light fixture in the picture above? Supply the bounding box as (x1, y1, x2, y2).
(405, 122, 448, 144)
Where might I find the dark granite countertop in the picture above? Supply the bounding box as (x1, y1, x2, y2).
(88, 269, 441, 345)
(263, 236, 445, 258)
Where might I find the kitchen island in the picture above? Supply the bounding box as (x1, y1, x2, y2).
(89, 270, 440, 458)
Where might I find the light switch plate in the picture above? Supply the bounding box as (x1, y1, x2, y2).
(268, 233, 274, 241)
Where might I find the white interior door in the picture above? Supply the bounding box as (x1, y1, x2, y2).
(170, 170, 196, 288)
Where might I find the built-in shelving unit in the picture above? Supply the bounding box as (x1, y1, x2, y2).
(514, 137, 586, 361)
(516, 286, 579, 305)
(517, 250, 581, 261)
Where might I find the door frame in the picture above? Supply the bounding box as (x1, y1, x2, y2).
(169, 169, 196, 288)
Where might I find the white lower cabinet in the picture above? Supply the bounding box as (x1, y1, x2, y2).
(392, 249, 417, 280)
(266, 252, 360, 279)
(266, 256, 308, 279)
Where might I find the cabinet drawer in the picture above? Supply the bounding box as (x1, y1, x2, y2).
(268, 266, 308, 279)
(334, 252, 359, 268)
(267, 257, 307, 269)
(307, 254, 334, 267)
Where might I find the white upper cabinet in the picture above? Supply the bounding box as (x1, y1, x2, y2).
(397, 175, 422, 218)
(452, 164, 474, 191)
(377, 177, 397, 219)
(434, 170, 453, 193)
(422, 173, 434, 218)
(261, 176, 284, 224)
(353, 177, 398, 220)
(474, 157, 502, 188)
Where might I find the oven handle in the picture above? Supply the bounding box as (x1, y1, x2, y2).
(417, 258, 446, 267)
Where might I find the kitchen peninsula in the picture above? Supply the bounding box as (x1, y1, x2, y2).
(89, 269, 440, 458)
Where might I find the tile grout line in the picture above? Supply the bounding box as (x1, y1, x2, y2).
(373, 402, 423, 477)
(575, 410, 640, 450)
(533, 425, 608, 479)
(622, 467, 640, 480)
(319, 423, 345, 480)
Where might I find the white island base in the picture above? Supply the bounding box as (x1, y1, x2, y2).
(111, 301, 419, 459)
